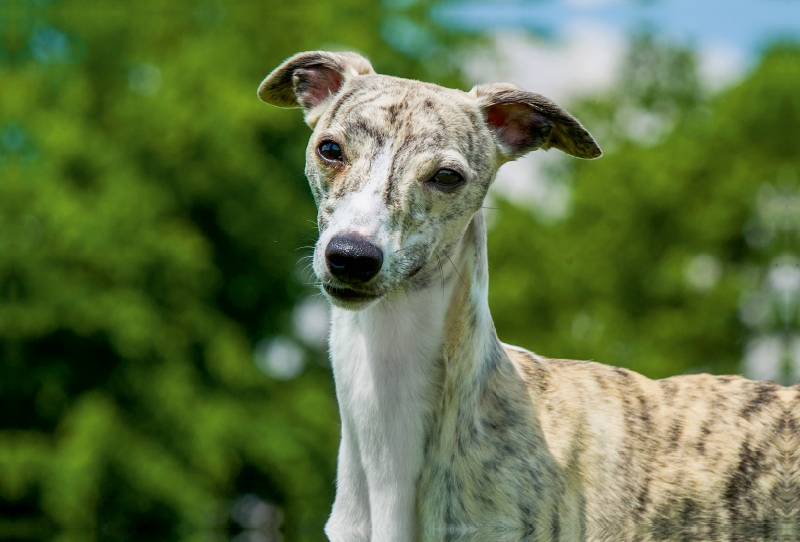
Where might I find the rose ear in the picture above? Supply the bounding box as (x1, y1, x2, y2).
(472, 83, 601, 160)
(258, 51, 375, 126)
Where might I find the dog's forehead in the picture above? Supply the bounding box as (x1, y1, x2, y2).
(319, 74, 481, 141)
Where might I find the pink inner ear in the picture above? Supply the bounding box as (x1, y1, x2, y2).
(295, 67, 344, 110)
(486, 104, 529, 150)
(486, 102, 554, 153)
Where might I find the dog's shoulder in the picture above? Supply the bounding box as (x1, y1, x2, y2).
(503, 341, 797, 410)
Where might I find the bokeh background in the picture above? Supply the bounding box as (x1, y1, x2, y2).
(2, 0, 800, 540)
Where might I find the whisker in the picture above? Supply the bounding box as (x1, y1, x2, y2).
(436, 253, 445, 302)
(441, 249, 467, 289)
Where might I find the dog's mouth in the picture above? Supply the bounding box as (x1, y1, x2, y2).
(320, 260, 432, 307)
(322, 283, 383, 303)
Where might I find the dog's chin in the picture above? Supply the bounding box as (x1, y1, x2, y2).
(322, 283, 384, 311)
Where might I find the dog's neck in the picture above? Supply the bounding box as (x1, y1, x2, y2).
(327, 210, 501, 539)
(439, 210, 500, 370)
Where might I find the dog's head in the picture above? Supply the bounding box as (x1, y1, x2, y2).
(259, 51, 600, 310)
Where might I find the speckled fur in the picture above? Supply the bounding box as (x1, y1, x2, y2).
(259, 52, 800, 541)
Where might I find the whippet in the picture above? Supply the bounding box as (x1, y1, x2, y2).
(258, 51, 800, 542)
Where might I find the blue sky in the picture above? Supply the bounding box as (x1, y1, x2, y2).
(434, 0, 800, 63)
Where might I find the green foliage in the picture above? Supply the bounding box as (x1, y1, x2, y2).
(0, 0, 466, 539)
(488, 43, 800, 380)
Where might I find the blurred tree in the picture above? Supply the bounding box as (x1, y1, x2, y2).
(0, 1, 465, 541)
(488, 42, 800, 381)
(3, 0, 799, 537)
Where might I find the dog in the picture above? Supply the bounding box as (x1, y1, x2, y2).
(258, 51, 800, 542)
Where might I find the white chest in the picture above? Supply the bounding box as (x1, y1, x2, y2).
(326, 288, 453, 542)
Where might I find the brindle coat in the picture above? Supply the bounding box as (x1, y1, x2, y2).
(258, 51, 800, 541)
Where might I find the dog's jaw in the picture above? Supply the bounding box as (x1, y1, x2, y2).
(321, 282, 384, 310)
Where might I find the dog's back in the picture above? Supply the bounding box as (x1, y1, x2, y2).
(507, 348, 800, 541)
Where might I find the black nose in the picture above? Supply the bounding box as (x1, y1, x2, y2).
(325, 235, 383, 283)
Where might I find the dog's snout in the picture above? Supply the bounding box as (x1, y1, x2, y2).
(325, 235, 384, 283)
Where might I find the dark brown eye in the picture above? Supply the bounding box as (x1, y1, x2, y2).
(318, 141, 343, 163)
(430, 169, 463, 188)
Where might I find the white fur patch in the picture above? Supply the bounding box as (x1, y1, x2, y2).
(326, 279, 456, 542)
(320, 141, 394, 245)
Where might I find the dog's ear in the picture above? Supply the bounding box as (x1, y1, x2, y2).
(258, 51, 375, 126)
(471, 83, 601, 160)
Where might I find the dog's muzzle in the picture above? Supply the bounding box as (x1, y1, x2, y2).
(325, 234, 384, 283)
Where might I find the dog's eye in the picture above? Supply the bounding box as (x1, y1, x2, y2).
(430, 169, 463, 188)
(318, 141, 343, 163)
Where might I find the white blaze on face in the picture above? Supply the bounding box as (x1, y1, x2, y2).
(321, 140, 397, 253)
